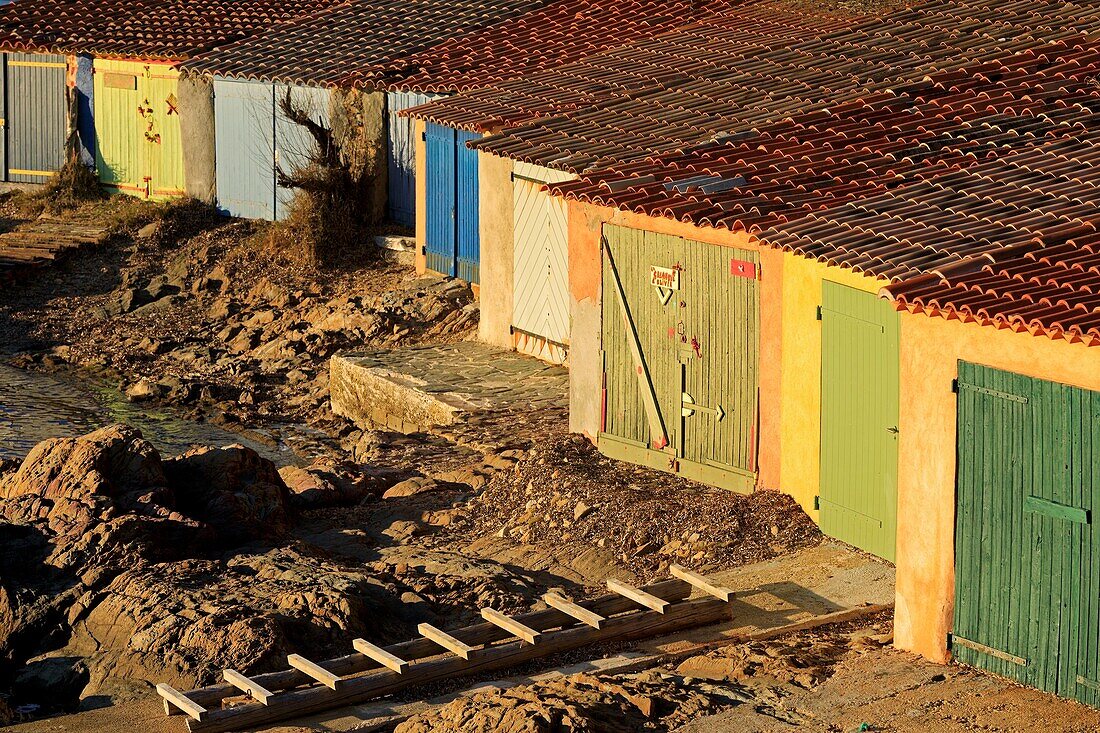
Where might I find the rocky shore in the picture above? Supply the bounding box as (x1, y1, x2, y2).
(0, 193, 821, 725)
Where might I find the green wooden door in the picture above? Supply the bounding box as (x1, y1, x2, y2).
(818, 281, 899, 562)
(954, 363, 1100, 704)
(599, 224, 759, 491)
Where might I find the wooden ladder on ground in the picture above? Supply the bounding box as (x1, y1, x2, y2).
(157, 565, 738, 733)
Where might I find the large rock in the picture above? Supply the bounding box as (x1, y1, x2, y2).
(163, 445, 292, 543)
(0, 424, 165, 504)
(66, 548, 408, 694)
(0, 425, 175, 538)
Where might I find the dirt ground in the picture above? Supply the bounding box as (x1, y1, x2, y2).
(10, 617, 1100, 733)
(1, 190, 1098, 732)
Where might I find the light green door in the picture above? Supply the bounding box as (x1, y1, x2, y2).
(819, 281, 899, 562)
(93, 60, 183, 199)
(599, 224, 759, 491)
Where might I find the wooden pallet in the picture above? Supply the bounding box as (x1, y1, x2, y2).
(157, 566, 739, 733)
(0, 214, 110, 272)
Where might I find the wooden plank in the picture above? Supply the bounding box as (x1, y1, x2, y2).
(287, 655, 343, 690)
(156, 683, 207, 722)
(607, 579, 669, 613)
(952, 635, 1028, 666)
(669, 564, 735, 602)
(222, 670, 274, 705)
(419, 623, 477, 660)
(184, 595, 731, 733)
(1024, 495, 1090, 525)
(543, 593, 604, 629)
(604, 240, 670, 449)
(352, 639, 408, 675)
(481, 608, 541, 645)
(181, 577, 692, 709)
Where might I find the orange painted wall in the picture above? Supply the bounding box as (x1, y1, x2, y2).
(895, 312, 1100, 663)
(413, 117, 427, 275)
(566, 200, 784, 491)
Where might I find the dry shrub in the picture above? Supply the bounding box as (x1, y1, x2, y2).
(267, 89, 377, 269)
(40, 151, 104, 212)
(147, 197, 224, 249)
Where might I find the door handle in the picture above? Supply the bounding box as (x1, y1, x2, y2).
(887, 426, 899, 434)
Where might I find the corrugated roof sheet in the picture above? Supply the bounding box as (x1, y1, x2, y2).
(0, 0, 341, 60)
(409, 0, 1100, 172)
(182, 0, 546, 86)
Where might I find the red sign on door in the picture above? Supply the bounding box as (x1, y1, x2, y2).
(731, 259, 757, 279)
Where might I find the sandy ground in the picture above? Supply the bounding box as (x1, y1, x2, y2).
(681, 649, 1100, 733)
(11, 544, 1100, 733)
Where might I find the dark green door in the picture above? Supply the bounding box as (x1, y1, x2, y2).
(819, 281, 899, 562)
(954, 362, 1100, 705)
(599, 224, 759, 491)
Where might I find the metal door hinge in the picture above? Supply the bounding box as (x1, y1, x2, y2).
(813, 495, 820, 511)
(815, 305, 823, 321)
(951, 378, 959, 393)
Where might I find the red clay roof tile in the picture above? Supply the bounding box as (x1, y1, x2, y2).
(0, 0, 342, 60)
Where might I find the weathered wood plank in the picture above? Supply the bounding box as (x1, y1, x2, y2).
(543, 593, 604, 629)
(222, 670, 274, 705)
(352, 639, 408, 675)
(156, 683, 207, 722)
(481, 608, 541, 644)
(185, 596, 732, 733)
(419, 624, 477, 660)
(287, 655, 344, 690)
(607, 579, 668, 613)
(182, 578, 692, 709)
(952, 635, 1028, 666)
(670, 564, 735, 602)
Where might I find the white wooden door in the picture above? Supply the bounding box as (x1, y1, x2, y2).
(512, 162, 574, 353)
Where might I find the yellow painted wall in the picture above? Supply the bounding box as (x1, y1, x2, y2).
(777, 253, 884, 519)
(895, 313, 1100, 663)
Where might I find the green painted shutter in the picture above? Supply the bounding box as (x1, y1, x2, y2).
(819, 281, 899, 562)
(679, 236, 759, 478)
(954, 363, 1100, 705)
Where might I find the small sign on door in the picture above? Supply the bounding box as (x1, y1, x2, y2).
(731, 259, 758, 279)
(650, 265, 680, 305)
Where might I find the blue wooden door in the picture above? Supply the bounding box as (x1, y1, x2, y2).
(425, 121, 456, 277)
(214, 78, 275, 220)
(455, 129, 480, 284)
(386, 91, 440, 228)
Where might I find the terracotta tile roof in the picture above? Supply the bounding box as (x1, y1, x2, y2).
(885, 228, 1100, 346)
(408, 2, 845, 134)
(763, 138, 1100, 279)
(409, 0, 1100, 173)
(546, 41, 1100, 235)
(766, 131, 1100, 346)
(355, 0, 800, 94)
(182, 0, 545, 86)
(0, 0, 341, 60)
